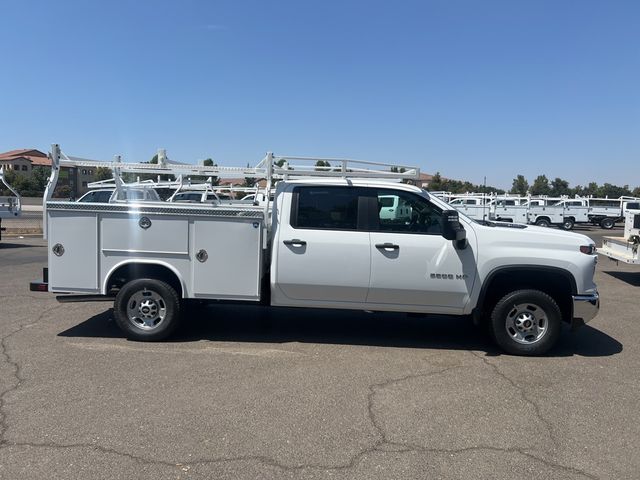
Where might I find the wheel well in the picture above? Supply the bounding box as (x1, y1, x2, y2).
(478, 268, 574, 323)
(536, 216, 550, 222)
(106, 263, 184, 298)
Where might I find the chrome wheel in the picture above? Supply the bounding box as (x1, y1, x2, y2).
(126, 289, 167, 330)
(505, 302, 548, 345)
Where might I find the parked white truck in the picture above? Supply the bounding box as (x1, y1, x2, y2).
(30, 145, 600, 356)
(442, 195, 490, 222)
(0, 167, 22, 240)
(598, 203, 640, 264)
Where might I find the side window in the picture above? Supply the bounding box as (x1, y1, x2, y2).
(292, 186, 359, 230)
(374, 189, 443, 235)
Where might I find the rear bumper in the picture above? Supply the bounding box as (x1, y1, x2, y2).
(29, 267, 48, 292)
(572, 292, 599, 325)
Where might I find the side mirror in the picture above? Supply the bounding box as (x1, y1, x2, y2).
(442, 210, 467, 245)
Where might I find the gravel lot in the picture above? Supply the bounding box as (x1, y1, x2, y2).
(0, 227, 637, 479)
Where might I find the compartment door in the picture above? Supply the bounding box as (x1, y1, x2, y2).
(48, 212, 98, 292)
(192, 219, 262, 300)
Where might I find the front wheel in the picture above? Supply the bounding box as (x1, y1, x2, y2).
(600, 218, 615, 229)
(114, 278, 182, 341)
(489, 289, 562, 356)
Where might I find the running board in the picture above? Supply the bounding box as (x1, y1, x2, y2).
(56, 295, 115, 303)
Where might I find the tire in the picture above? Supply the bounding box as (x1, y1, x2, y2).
(561, 218, 574, 230)
(600, 218, 615, 230)
(535, 218, 551, 228)
(489, 289, 562, 356)
(114, 278, 182, 341)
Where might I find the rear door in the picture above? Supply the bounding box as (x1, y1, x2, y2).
(366, 188, 477, 313)
(274, 186, 370, 304)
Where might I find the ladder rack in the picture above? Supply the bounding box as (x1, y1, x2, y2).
(43, 144, 421, 238)
(54, 151, 420, 180)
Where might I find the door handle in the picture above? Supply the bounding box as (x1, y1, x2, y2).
(283, 239, 307, 246)
(375, 243, 399, 250)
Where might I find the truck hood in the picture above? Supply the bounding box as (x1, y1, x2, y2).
(470, 221, 595, 250)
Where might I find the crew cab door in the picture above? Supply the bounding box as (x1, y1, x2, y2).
(273, 185, 370, 304)
(366, 188, 477, 313)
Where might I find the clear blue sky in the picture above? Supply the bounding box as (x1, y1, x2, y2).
(1, 0, 638, 189)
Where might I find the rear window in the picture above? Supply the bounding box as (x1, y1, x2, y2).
(94, 190, 112, 202)
(174, 193, 202, 202)
(125, 190, 145, 200)
(292, 186, 359, 230)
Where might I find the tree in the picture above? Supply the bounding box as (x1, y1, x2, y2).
(315, 160, 331, 171)
(200, 158, 219, 185)
(530, 175, 551, 196)
(53, 185, 71, 199)
(428, 172, 443, 191)
(244, 163, 256, 188)
(511, 175, 529, 196)
(0, 166, 50, 196)
(31, 167, 50, 192)
(550, 177, 570, 197)
(94, 167, 113, 181)
(150, 154, 158, 164)
(598, 183, 632, 198)
(586, 182, 599, 196)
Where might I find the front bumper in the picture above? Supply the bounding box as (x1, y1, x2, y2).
(572, 292, 599, 326)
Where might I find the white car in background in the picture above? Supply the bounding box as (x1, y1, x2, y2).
(168, 190, 220, 204)
(77, 188, 161, 203)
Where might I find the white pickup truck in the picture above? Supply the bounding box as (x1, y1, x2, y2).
(30, 146, 600, 356)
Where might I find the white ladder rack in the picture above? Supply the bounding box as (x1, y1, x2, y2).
(43, 144, 421, 238)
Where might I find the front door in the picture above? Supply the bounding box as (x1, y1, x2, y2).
(366, 189, 477, 313)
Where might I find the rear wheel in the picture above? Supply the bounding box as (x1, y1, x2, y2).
(114, 278, 182, 341)
(600, 218, 615, 229)
(490, 289, 562, 356)
(561, 218, 575, 230)
(535, 218, 551, 228)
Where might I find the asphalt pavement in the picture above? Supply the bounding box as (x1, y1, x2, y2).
(0, 227, 637, 479)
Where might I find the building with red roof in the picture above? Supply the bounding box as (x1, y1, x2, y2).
(0, 148, 97, 197)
